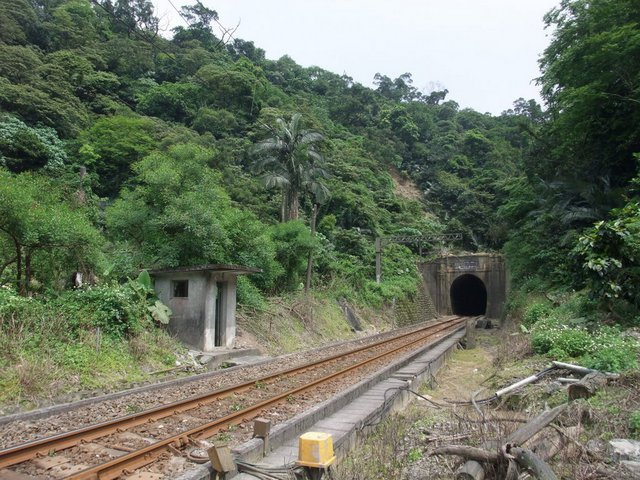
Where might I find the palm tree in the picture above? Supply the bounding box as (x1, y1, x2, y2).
(253, 113, 329, 222)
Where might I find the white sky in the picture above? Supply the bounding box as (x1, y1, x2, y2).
(153, 0, 560, 115)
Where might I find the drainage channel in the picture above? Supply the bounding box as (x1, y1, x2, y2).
(179, 321, 466, 480)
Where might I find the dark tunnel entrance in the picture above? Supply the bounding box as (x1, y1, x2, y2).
(450, 274, 487, 316)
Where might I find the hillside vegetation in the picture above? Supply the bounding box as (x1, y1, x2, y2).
(1, 0, 639, 406)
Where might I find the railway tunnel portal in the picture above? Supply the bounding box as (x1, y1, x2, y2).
(419, 254, 507, 320)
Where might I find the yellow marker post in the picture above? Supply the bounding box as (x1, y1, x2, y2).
(296, 432, 336, 468)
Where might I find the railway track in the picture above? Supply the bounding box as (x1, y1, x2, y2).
(0, 316, 465, 480)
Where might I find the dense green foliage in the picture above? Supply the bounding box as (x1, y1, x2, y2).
(503, 0, 640, 294)
(1, 0, 639, 382)
(522, 297, 640, 372)
(0, 170, 102, 294)
(0, 0, 481, 308)
(0, 279, 179, 402)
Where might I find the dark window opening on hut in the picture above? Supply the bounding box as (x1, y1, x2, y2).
(172, 280, 189, 298)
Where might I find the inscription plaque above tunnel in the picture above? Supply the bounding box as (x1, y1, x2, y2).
(419, 254, 507, 320)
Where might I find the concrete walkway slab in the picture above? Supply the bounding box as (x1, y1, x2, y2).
(227, 329, 465, 480)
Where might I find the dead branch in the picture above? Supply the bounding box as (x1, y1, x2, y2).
(471, 389, 486, 422)
(423, 433, 470, 444)
(506, 404, 568, 445)
(431, 445, 499, 463)
(529, 427, 565, 461)
(548, 425, 586, 458)
(505, 458, 520, 479)
(507, 447, 558, 480)
(455, 404, 568, 479)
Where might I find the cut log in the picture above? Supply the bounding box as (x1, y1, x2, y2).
(455, 461, 485, 480)
(431, 445, 499, 463)
(506, 404, 567, 445)
(509, 447, 558, 480)
(568, 372, 609, 400)
(455, 403, 567, 479)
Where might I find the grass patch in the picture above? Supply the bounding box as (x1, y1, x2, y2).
(237, 290, 394, 355)
(335, 409, 425, 480)
(0, 283, 185, 410)
(0, 329, 182, 409)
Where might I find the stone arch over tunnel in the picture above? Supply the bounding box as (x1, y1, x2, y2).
(450, 274, 487, 316)
(419, 254, 506, 319)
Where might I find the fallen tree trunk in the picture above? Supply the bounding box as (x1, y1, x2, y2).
(568, 372, 609, 400)
(508, 447, 558, 480)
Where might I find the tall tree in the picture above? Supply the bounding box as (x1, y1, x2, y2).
(253, 113, 329, 222)
(537, 0, 640, 186)
(0, 170, 102, 294)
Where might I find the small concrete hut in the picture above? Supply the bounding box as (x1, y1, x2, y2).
(149, 264, 260, 351)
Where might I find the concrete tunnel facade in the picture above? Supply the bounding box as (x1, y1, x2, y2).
(419, 254, 507, 320)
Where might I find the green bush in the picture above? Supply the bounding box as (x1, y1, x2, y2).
(530, 315, 562, 353)
(522, 301, 551, 328)
(269, 220, 316, 291)
(532, 322, 592, 358)
(0, 288, 70, 363)
(581, 327, 639, 372)
(532, 318, 639, 372)
(54, 281, 153, 338)
(237, 276, 267, 310)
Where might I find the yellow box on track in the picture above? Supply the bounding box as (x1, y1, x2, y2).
(296, 432, 336, 468)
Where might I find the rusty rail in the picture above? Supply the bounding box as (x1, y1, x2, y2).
(0, 317, 465, 478)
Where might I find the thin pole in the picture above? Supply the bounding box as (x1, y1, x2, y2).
(375, 237, 382, 283)
(304, 204, 318, 293)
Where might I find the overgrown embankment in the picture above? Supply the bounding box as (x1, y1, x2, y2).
(236, 291, 396, 355)
(0, 279, 434, 414)
(335, 326, 640, 479)
(507, 286, 640, 373)
(0, 278, 183, 413)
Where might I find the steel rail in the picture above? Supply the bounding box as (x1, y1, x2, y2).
(65, 318, 465, 480)
(0, 317, 462, 469)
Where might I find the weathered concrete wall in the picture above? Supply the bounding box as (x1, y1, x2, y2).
(223, 276, 237, 347)
(153, 272, 237, 351)
(419, 254, 507, 319)
(394, 277, 438, 327)
(154, 273, 208, 350)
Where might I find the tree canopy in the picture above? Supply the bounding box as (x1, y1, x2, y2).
(1, 0, 637, 320)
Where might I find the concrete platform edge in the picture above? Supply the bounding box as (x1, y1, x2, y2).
(177, 324, 465, 480)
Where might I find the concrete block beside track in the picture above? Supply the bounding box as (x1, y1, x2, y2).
(177, 325, 464, 480)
